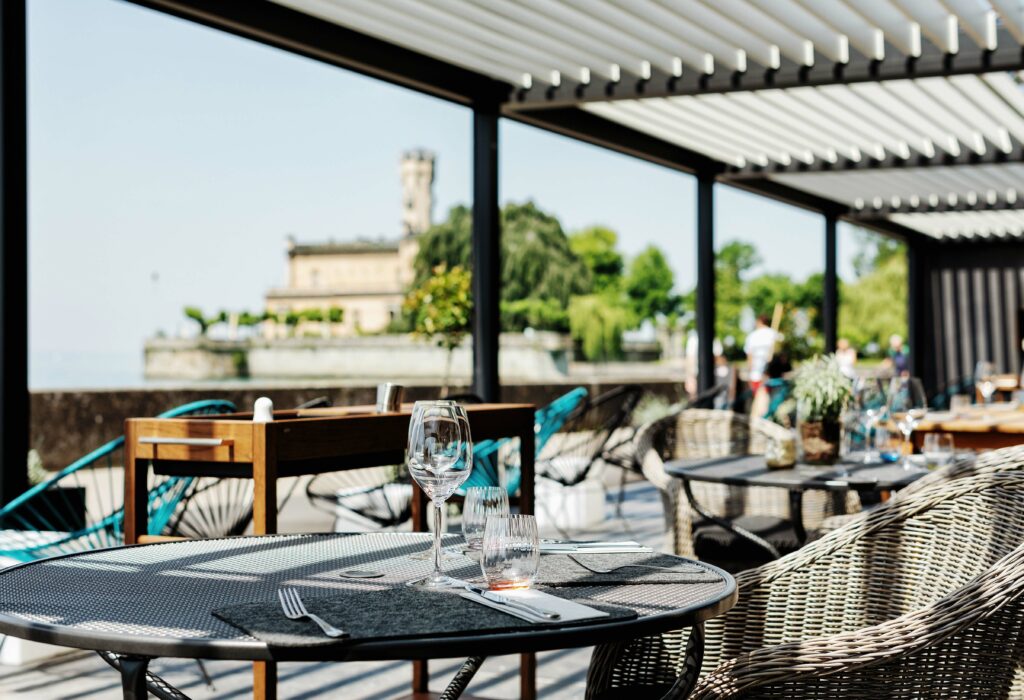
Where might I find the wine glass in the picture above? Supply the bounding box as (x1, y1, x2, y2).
(407, 400, 473, 588)
(853, 376, 887, 463)
(975, 361, 997, 405)
(888, 377, 927, 471)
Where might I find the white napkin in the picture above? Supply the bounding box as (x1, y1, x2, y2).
(540, 540, 652, 554)
(458, 586, 609, 623)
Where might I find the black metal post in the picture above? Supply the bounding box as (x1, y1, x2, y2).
(823, 212, 838, 354)
(696, 174, 715, 393)
(472, 100, 500, 402)
(907, 240, 923, 380)
(0, 0, 28, 506)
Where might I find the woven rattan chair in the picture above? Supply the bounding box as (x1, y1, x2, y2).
(815, 446, 998, 536)
(586, 453, 1024, 699)
(636, 407, 857, 568)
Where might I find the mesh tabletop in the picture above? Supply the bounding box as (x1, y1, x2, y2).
(666, 455, 923, 491)
(0, 533, 734, 662)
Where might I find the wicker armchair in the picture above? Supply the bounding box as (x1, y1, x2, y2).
(815, 446, 993, 536)
(636, 407, 857, 563)
(586, 450, 1024, 699)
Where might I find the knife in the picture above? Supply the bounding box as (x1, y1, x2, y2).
(463, 584, 561, 620)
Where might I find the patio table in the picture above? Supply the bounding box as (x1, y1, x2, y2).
(666, 455, 924, 551)
(912, 406, 1024, 451)
(0, 533, 735, 700)
(122, 402, 535, 699)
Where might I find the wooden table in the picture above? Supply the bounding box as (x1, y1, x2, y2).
(913, 406, 1024, 451)
(123, 403, 536, 700)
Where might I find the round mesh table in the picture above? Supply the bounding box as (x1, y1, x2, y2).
(0, 533, 735, 698)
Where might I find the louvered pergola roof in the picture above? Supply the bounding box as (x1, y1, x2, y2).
(259, 0, 1024, 242)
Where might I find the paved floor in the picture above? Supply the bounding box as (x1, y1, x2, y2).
(0, 473, 669, 699)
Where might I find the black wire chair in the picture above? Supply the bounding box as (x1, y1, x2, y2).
(536, 385, 644, 488)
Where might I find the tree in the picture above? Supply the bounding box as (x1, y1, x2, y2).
(569, 226, 623, 293)
(624, 245, 677, 321)
(412, 201, 591, 331)
(403, 264, 473, 394)
(568, 293, 631, 361)
(839, 254, 907, 354)
(183, 307, 226, 336)
(714, 241, 761, 353)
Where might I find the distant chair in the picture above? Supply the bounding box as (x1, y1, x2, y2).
(460, 387, 588, 496)
(536, 385, 643, 487)
(0, 399, 235, 563)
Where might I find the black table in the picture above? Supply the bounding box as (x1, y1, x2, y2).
(0, 533, 735, 699)
(666, 455, 926, 551)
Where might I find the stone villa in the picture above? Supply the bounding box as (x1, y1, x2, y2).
(263, 149, 435, 334)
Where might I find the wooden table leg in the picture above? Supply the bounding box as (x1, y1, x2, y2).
(519, 419, 536, 699)
(253, 424, 278, 700)
(254, 661, 277, 700)
(123, 421, 146, 546)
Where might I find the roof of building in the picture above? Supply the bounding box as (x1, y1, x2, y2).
(288, 239, 401, 256)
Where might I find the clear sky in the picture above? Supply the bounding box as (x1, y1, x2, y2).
(27, 0, 861, 388)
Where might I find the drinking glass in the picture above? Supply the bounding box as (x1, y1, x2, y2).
(407, 400, 473, 587)
(462, 486, 509, 553)
(888, 376, 928, 471)
(949, 394, 972, 414)
(975, 361, 997, 405)
(481, 514, 540, 591)
(922, 433, 955, 470)
(853, 376, 887, 463)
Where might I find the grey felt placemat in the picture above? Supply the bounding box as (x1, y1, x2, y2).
(536, 552, 722, 585)
(213, 587, 637, 647)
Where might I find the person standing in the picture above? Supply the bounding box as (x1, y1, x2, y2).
(744, 315, 778, 394)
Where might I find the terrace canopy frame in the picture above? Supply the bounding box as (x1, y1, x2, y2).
(4, 0, 1024, 503)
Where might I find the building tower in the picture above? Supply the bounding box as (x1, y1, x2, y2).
(400, 149, 435, 236)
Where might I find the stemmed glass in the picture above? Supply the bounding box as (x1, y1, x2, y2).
(406, 400, 472, 588)
(975, 361, 997, 405)
(888, 377, 927, 472)
(853, 376, 887, 463)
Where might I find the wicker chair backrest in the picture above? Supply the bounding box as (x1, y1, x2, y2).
(706, 466, 1024, 665)
(667, 409, 790, 460)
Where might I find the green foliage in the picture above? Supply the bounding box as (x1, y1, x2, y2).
(839, 253, 907, 354)
(237, 311, 264, 327)
(327, 306, 344, 324)
(300, 308, 324, 323)
(569, 226, 623, 293)
(793, 354, 853, 421)
(568, 293, 631, 361)
(625, 245, 678, 321)
(413, 201, 590, 330)
(183, 306, 226, 335)
(404, 264, 473, 352)
(501, 298, 569, 333)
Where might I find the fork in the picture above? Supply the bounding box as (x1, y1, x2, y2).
(277, 587, 347, 638)
(567, 554, 704, 575)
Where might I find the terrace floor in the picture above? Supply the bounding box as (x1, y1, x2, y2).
(0, 471, 667, 699)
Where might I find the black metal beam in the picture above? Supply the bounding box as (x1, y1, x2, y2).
(503, 106, 722, 176)
(508, 30, 1024, 110)
(471, 100, 501, 402)
(0, 0, 28, 506)
(696, 174, 715, 394)
(823, 213, 838, 354)
(724, 142, 1024, 178)
(126, 0, 510, 106)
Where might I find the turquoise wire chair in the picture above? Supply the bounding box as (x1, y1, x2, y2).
(460, 387, 588, 497)
(0, 399, 235, 563)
